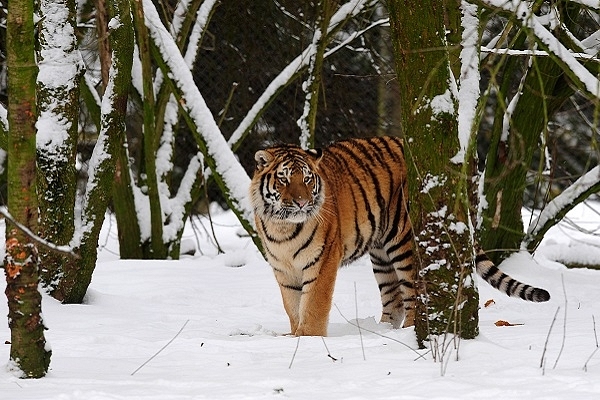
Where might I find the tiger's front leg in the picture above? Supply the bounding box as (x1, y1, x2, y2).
(294, 252, 341, 336)
(272, 268, 302, 335)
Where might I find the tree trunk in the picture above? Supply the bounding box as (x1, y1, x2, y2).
(132, 0, 166, 258)
(112, 149, 146, 259)
(479, 4, 578, 264)
(36, 0, 83, 295)
(480, 56, 564, 263)
(4, 0, 51, 377)
(95, 0, 110, 91)
(387, 0, 480, 345)
(51, 0, 134, 303)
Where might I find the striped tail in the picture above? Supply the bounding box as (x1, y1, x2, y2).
(475, 251, 550, 302)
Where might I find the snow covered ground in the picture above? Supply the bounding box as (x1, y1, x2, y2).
(1, 202, 600, 399)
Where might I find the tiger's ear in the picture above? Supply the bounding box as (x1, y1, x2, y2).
(254, 150, 273, 171)
(306, 148, 323, 161)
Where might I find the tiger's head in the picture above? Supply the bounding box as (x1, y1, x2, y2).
(250, 144, 324, 224)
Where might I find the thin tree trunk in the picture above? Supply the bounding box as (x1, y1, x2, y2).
(480, 56, 563, 263)
(113, 148, 145, 259)
(298, 0, 335, 149)
(387, 0, 480, 345)
(96, 0, 110, 91)
(4, 0, 51, 377)
(132, 0, 165, 258)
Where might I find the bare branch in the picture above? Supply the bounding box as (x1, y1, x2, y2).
(0, 207, 79, 258)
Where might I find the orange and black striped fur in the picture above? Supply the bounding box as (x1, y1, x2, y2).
(250, 136, 550, 336)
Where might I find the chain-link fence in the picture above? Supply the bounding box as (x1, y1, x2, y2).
(191, 1, 400, 174)
(186, 0, 597, 208)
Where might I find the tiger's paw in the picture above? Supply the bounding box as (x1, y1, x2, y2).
(294, 325, 327, 337)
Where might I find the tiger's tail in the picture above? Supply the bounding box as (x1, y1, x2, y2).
(475, 251, 550, 302)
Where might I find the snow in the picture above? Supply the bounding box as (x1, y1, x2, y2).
(107, 17, 123, 31)
(420, 173, 447, 194)
(452, 1, 480, 165)
(36, 0, 84, 161)
(2, 202, 600, 399)
(183, 0, 219, 67)
(429, 89, 455, 118)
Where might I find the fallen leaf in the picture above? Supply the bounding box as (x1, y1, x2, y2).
(484, 299, 495, 308)
(495, 320, 524, 327)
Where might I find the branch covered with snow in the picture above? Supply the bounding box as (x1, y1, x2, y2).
(481, 0, 600, 97)
(227, 0, 377, 150)
(142, 0, 256, 237)
(524, 166, 600, 251)
(0, 207, 78, 257)
(0, 105, 7, 149)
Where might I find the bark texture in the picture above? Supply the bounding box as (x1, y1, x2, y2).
(4, 0, 51, 377)
(387, 0, 480, 345)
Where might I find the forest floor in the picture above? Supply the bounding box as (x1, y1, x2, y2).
(1, 202, 600, 399)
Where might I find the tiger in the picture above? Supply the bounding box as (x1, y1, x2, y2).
(249, 136, 550, 336)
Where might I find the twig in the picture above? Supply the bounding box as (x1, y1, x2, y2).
(583, 315, 599, 372)
(288, 336, 301, 369)
(0, 206, 80, 258)
(321, 337, 337, 362)
(354, 282, 366, 361)
(540, 306, 560, 374)
(131, 319, 190, 375)
(593, 315, 598, 348)
(217, 82, 238, 128)
(553, 275, 567, 369)
(441, 345, 453, 377)
(583, 347, 600, 372)
(333, 303, 426, 360)
(202, 175, 224, 254)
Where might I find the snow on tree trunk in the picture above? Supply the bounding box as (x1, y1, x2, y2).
(297, 0, 333, 149)
(133, 0, 165, 258)
(387, 0, 480, 346)
(36, 0, 84, 294)
(4, 0, 51, 378)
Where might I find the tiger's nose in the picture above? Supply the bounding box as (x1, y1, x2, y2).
(294, 198, 308, 208)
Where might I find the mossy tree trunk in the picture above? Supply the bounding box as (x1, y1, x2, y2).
(478, 3, 578, 264)
(387, 0, 480, 345)
(49, 0, 134, 303)
(480, 56, 568, 263)
(36, 0, 84, 296)
(4, 0, 51, 377)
